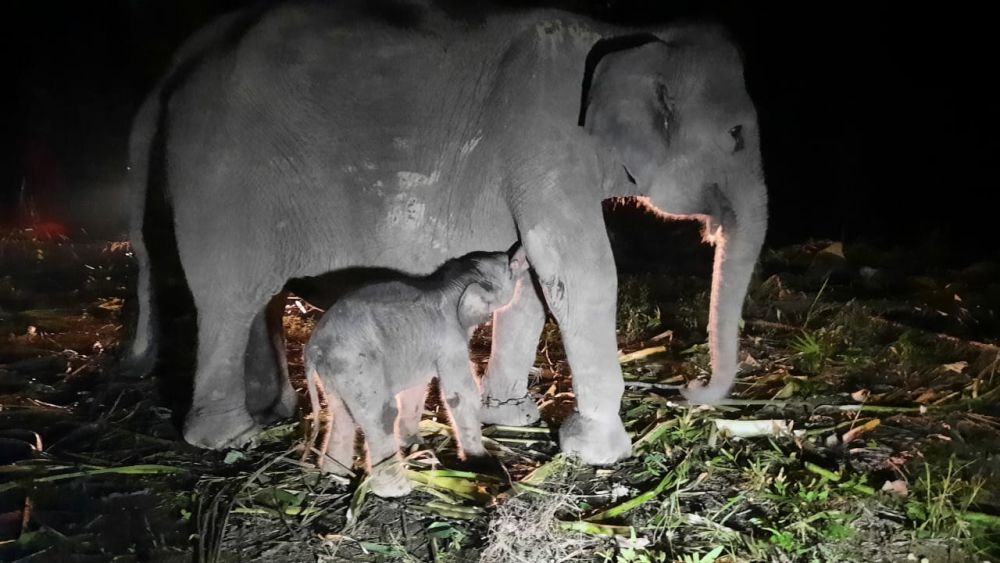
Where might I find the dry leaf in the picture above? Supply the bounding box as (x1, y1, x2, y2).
(942, 361, 968, 373)
(819, 241, 844, 258)
(851, 389, 871, 402)
(881, 479, 908, 497)
(841, 419, 880, 443)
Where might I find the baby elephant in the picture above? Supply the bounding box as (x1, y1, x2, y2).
(304, 245, 529, 497)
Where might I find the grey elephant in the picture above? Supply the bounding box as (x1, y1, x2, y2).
(127, 0, 767, 466)
(303, 246, 528, 497)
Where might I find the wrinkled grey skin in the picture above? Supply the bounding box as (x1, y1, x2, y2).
(127, 0, 767, 466)
(304, 247, 528, 498)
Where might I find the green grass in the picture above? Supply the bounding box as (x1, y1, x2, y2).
(618, 276, 664, 342)
(789, 330, 828, 374)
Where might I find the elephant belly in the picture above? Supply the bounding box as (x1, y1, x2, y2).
(280, 156, 515, 280)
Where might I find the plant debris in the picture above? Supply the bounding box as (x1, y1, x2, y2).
(2, 229, 999, 561)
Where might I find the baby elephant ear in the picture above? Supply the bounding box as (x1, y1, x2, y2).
(458, 282, 493, 328)
(508, 244, 529, 275)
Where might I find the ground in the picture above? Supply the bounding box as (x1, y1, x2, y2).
(1, 228, 999, 562)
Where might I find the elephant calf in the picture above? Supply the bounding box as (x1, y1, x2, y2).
(303, 246, 529, 497)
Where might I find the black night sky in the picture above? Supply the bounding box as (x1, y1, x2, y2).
(7, 0, 999, 264)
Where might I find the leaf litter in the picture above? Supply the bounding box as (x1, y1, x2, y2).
(1, 229, 999, 561)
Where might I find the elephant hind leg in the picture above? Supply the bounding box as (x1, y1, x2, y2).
(395, 383, 428, 450)
(335, 370, 410, 498)
(245, 292, 298, 424)
(182, 298, 262, 450)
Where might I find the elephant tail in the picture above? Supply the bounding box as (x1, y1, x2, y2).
(121, 93, 161, 377)
(121, 6, 266, 378)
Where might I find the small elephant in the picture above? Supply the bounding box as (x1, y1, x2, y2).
(303, 246, 529, 498)
(128, 2, 768, 465)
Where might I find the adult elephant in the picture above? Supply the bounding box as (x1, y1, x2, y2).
(127, 0, 767, 466)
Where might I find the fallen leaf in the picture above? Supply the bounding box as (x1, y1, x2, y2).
(882, 479, 908, 497)
(942, 361, 968, 373)
(819, 241, 844, 258)
(841, 419, 880, 444)
(851, 389, 871, 402)
(773, 379, 800, 399)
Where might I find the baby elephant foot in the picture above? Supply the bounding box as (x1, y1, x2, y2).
(680, 380, 730, 406)
(368, 457, 412, 498)
(480, 395, 540, 426)
(558, 412, 632, 466)
(183, 407, 262, 450)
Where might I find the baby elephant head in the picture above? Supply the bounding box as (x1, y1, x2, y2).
(457, 244, 530, 329)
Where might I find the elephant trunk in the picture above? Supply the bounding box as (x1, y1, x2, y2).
(686, 179, 767, 404)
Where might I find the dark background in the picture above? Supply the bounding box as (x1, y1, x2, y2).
(6, 0, 998, 265)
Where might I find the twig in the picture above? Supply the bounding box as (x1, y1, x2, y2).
(623, 381, 683, 391)
(618, 346, 668, 364)
(802, 275, 830, 330)
(867, 316, 1000, 353)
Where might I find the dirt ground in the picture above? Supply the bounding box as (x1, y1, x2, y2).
(1, 227, 999, 562)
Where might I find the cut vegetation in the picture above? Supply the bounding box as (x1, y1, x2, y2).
(1, 229, 998, 562)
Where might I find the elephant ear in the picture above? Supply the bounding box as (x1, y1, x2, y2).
(582, 39, 675, 187)
(458, 282, 494, 328)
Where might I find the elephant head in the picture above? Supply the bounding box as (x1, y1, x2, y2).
(583, 26, 768, 404)
(457, 244, 530, 330)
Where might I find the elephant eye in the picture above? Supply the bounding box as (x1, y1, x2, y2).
(729, 125, 745, 153)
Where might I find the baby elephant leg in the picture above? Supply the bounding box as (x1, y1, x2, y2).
(396, 383, 428, 450)
(321, 390, 357, 477)
(437, 351, 487, 460)
(340, 384, 411, 498)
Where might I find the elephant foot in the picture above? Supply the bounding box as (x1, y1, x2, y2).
(680, 380, 730, 405)
(272, 380, 300, 418)
(249, 381, 299, 426)
(183, 407, 262, 450)
(480, 395, 540, 426)
(558, 412, 632, 466)
(368, 457, 412, 498)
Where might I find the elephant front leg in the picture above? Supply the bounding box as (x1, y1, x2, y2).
(438, 351, 489, 460)
(521, 223, 632, 466)
(183, 305, 262, 449)
(480, 276, 545, 426)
